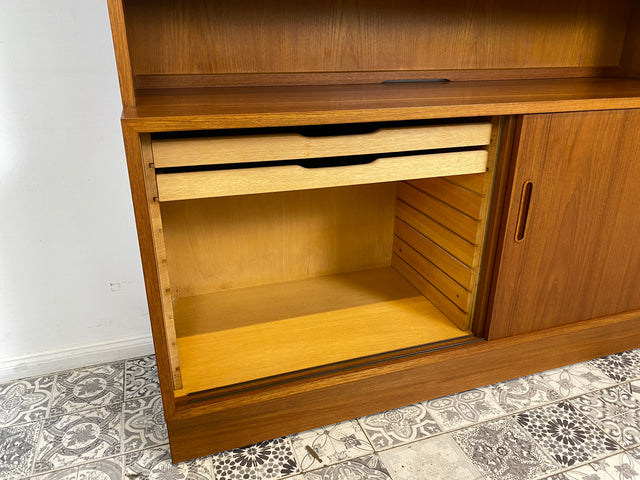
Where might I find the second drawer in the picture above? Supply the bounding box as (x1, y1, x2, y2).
(155, 150, 489, 201)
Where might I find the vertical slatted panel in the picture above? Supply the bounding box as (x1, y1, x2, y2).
(393, 118, 501, 330)
(140, 135, 183, 389)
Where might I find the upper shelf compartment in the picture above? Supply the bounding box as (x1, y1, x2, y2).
(108, 0, 640, 127)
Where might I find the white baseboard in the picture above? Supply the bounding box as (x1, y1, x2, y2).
(0, 334, 155, 382)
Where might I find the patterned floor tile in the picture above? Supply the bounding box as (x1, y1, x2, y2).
(515, 401, 621, 468)
(34, 404, 122, 474)
(540, 465, 611, 479)
(289, 420, 373, 471)
(78, 457, 123, 480)
(545, 451, 640, 479)
(0, 421, 41, 480)
(423, 388, 505, 430)
(126, 446, 213, 480)
(488, 374, 561, 413)
(212, 437, 299, 480)
(304, 455, 391, 479)
(0, 375, 54, 428)
(451, 416, 559, 480)
(378, 433, 484, 480)
(31, 467, 78, 480)
(591, 350, 640, 383)
(123, 396, 167, 452)
(50, 363, 124, 416)
(358, 403, 441, 450)
(588, 451, 640, 479)
(124, 357, 160, 400)
(541, 362, 617, 399)
(571, 383, 640, 448)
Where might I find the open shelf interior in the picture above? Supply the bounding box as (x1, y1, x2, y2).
(112, 0, 640, 127)
(173, 267, 472, 397)
(158, 169, 494, 397)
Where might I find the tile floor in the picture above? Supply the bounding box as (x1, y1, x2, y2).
(3, 349, 640, 480)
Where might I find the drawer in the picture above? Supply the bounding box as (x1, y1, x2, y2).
(155, 150, 488, 201)
(151, 122, 492, 168)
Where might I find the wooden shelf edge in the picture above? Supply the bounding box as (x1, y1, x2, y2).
(122, 77, 640, 132)
(165, 308, 640, 462)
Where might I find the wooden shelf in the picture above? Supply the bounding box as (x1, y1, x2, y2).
(124, 77, 640, 131)
(172, 267, 472, 397)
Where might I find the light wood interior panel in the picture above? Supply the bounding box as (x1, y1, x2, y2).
(152, 122, 492, 168)
(174, 267, 472, 397)
(173, 267, 421, 336)
(140, 135, 182, 389)
(155, 150, 488, 202)
(392, 120, 500, 330)
(160, 184, 397, 298)
(396, 182, 481, 244)
(123, 0, 631, 79)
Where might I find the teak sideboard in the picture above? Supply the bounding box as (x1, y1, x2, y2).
(107, 0, 640, 462)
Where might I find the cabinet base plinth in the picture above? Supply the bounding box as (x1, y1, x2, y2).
(165, 309, 640, 462)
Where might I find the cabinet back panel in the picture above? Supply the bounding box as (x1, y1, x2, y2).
(123, 0, 630, 79)
(160, 184, 396, 298)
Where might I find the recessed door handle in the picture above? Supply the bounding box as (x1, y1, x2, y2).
(515, 181, 533, 242)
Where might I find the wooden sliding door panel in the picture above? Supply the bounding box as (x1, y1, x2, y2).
(488, 109, 640, 338)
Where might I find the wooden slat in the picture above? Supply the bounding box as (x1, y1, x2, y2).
(156, 151, 488, 201)
(396, 182, 481, 245)
(393, 237, 470, 312)
(152, 122, 492, 168)
(140, 136, 183, 389)
(395, 200, 475, 267)
(392, 255, 468, 329)
(441, 173, 487, 194)
(394, 219, 473, 289)
(408, 177, 485, 220)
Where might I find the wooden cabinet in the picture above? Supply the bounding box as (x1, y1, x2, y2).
(107, 0, 640, 462)
(488, 110, 640, 338)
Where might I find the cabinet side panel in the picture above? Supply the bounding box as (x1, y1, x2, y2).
(619, 2, 640, 78)
(488, 109, 640, 338)
(106, 0, 135, 106)
(121, 126, 176, 414)
(140, 136, 182, 389)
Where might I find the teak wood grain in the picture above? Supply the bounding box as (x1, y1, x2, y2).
(166, 311, 640, 461)
(123, 0, 629, 78)
(107, 0, 640, 463)
(125, 78, 640, 131)
(488, 109, 640, 338)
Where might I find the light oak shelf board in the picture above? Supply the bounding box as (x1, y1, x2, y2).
(125, 78, 640, 131)
(172, 267, 470, 397)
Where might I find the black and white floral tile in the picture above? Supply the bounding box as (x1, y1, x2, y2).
(3, 349, 640, 480)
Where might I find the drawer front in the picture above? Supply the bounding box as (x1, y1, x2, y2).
(151, 122, 492, 168)
(155, 150, 488, 201)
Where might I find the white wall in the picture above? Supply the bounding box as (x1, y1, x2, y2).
(0, 0, 154, 380)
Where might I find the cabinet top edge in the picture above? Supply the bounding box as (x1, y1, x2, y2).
(121, 77, 640, 132)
